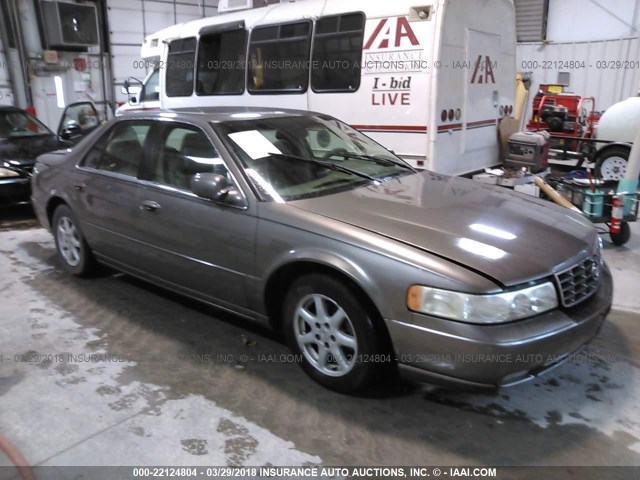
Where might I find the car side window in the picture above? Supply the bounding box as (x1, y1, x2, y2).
(82, 122, 151, 177)
(151, 126, 229, 191)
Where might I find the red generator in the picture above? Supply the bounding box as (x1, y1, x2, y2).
(526, 84, 600, 151)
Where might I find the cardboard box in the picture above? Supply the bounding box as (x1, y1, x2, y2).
(514, 183, 540, 197)
(472, 173, 499, 185)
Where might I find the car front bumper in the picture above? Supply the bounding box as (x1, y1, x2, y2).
(388, 264, 613, 389)
(0, 177, 31, 205)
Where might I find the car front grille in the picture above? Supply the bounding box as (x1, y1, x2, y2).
(555, 255, 601, 308)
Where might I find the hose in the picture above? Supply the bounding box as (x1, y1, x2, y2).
(533, 177, 583, 214)
(0, 433, 35, 480)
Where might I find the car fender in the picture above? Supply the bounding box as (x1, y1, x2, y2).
(261, 246, 387, 316)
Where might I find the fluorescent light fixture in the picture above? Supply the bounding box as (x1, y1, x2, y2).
(54, 76, 65, 108)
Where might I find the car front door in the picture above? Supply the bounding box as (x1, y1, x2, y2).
(134, 122, 257, 312)
(71, 120, 151, 267)
(58, 102, 101, 145)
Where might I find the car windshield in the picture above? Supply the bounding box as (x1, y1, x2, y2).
(0, 110, 52, 139)
(215, 115, 415, 201)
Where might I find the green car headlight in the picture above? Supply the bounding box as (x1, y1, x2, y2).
(407, 282, 558, 324)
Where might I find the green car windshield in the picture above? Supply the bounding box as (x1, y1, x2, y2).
(215, 115, 415, 202)
(0, 110, 52, 139)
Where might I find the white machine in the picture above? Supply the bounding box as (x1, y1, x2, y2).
(117, 0, 517, 175)
(595, 96, 640, 180)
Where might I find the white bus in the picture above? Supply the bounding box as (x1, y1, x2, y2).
(118, 0, 516, 175)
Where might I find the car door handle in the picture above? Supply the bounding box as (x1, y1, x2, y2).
(140, 200, 161, 212)
(73, 183, 86, 191)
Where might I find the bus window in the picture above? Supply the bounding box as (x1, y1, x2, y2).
(311, 12, 365, 93)
(248, 21, 312, 94)
(197, 29, 247, 96)
(166, 37, 196, 97)
(140, 69, 160, 102)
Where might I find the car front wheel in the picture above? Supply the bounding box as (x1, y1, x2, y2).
(52, 204, 96, 276)
(283, 273, 384, 393)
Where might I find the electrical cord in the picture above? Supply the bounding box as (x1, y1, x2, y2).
(0, 433, 35, 480)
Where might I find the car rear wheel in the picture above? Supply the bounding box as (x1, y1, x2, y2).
(283, 273, 384, 393)
(52, 205, 96, 276)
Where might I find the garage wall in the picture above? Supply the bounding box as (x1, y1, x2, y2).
(517, 37, 640, 122)
(546, 0, 640, 42)
(514, 0, 548, 42)
(0, 0, 26, 108)
(0, 38, 13, 106)
(107, 0, 219, 103)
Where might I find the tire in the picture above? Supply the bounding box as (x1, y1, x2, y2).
(595, 147, 632, 181)
(283, 273, 386, 393)
(52, 204, 96, 276)
(610, 221, 631, 246)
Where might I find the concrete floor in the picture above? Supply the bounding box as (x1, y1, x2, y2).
(0, 209, 639, 478)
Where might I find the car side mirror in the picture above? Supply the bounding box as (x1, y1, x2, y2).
(122, 77, 142, 101)
(57, 101, 100, 143)
(191, 173, 245, 207)
(60, 124, 82, 140)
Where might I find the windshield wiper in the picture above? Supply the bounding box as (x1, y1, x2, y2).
(330, 152, 417, 172)
(268, 153, 379, 182)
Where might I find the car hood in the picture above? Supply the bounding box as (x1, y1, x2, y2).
(290, 172, 597, 287)
(0, 135, 60, 167)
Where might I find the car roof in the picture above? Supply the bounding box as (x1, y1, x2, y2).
(0, 105, 27, 113)
(122, 106, 330, 124)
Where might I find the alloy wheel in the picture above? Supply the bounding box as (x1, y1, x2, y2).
(57, 216, 82, 267)
(293, 293, 358, 377)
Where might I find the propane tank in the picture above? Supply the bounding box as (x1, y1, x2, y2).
(597, 97, 640, 146)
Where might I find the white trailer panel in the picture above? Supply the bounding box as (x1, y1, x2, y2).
(133, 0, 517, 175)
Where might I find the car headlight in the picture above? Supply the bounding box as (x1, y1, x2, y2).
(407, 282, 558, 324)
(0, 167, 20, 178)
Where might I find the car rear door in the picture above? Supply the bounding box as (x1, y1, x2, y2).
(134, 122, 257, 311)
